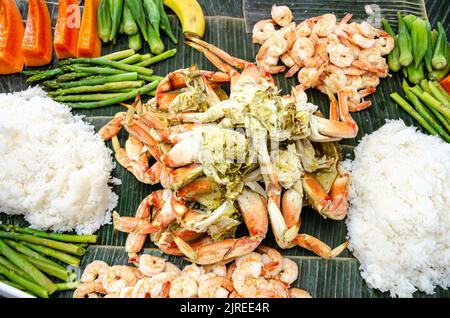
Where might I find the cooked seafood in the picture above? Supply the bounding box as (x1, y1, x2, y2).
(252, 12, 394, 112)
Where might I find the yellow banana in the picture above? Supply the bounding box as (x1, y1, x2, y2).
(163, 0, 206, 38)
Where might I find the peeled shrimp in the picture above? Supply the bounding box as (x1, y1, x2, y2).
(252, 19, 276, 45)
(296, 20, 314, 38)
(137, 254, 166, 277)
(235, 252, 263, 268)
(80, 260, 109, 283)
(312, 14, 336, 37)
(298, 66, 323, 89)
(327, 43, 354, 67)
(182, 263, 205, 282)
(271, 5, 293, 27)
(258, 246, 283, 278)
(169, 275, 198, 298)
(375, 33, 395, 56)
(103, 293, 120, 298)
(292, 37, 315, 63)
(277, 257, 298, 285)
(198, 275, 233, 298)
(73, 280, 106, 298)
(203, 263, 227, 278)
(133, 272, 178, 298)
(289, 288, 312, 298)
(102, 265, 137, 294)
(119, 286, 135, 298)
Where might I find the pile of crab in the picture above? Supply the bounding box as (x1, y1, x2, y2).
(253, 6, 394, 111)
(100, 37, 357, 268)
(73, 247, 311, 298)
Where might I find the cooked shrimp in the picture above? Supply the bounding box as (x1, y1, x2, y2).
(119, 286, 135, 298)
(298, 66, 324, 89)
(346, 75, 364, 90)
(198, 275, 233, 298)
(291, 37, 315, 64)
(277, 257, 298, 285)
(102, 265, 137, 294)
(312, 14, 336, 37)
(351, 33, 375, 49)
(361, 72, 380, 88)
(103, 293, 120, 298)
(266, 279, 290, 298)
(182, 263, 205, 282)
(289, 288, 312, 298)
(359, 21, 379, 39)
(281, 51, 296, 68)
(323, 73, 348, 93)
(136, 254, 166, 277)
(133, 272, 177, 298)
(375, 33, 395, 56)
(203, 263, 227, 278)
(271, 5, 293, 27)
(229, 291, 242, 298)
(81, 260, 109, 283)
(327, 43, 354, 67)
(226, 262, 237, 280)
(252, 19, 276, 45)
(258, 246, 283, 278)
(296, 20, 314, 38)
(73, 281, 106, 298)
(235, 252, 263, 268)
(169, 275, 198, 298)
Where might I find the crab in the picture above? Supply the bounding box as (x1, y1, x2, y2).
(100, 37, 357, 264)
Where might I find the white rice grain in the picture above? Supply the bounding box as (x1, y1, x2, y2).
(345, 120, 450, 297)
(0, 87, 117, 234)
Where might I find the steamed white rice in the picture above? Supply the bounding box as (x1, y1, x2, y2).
(344, 120, 450, 297)
(0, 87, 118, 234)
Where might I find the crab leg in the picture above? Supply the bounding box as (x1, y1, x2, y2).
(294, 235, 349, 259)
(177, 177, 220, 201)
(302, 168, 350, 220)
(99, 112, 127, 141)
(159, 163, 204, 191)
(172, 188, 268, 265)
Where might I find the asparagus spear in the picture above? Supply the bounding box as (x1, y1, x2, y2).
(0, 276, 27, 291)
(0, 231, 85, 256)
(420, 79, 432, 94)
(0, 255, 33, 281)
(0, 239, 57, 294)
(402, 81, 450, 141)
(390, 92, 440, 136)
(47, 72, 138, 89)
(119, 53, 143, 64)
(56, 72, 91, 82)
(101, 49, 136, 61)
(135, 49, 176, 67)
(410, 86, 450, 119)
(66, 80, 160, 109)
(138, 75, 164, 82)
(49, 81, 144, 97)
(24, 256, 76, 282)
(54, 93, 124, 102)
(26, 68, 65, 83)
(69, 66, 125, 75)
(56, 281, 80, 291)
(0, 264, 48, 298)
(60, 57, 154, 76)
(4, 240, 63, 268)
(23, 243, 81, 266)
(429, 81, 450, 106)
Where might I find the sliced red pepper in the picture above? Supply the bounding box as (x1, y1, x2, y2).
(440, 75, 450, 94)
(22, 0, 53, 66)
(0, 0, 25, 74)
(77, 0, 101, 57)
(54, 0, 80, 59)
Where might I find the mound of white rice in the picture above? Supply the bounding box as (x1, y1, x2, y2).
(0, 87, 118, 234)
(344, 120, 450, 298)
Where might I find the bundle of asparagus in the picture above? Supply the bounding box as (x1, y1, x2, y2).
(23, 48, 176, 109)
(0, 224, 97, 298)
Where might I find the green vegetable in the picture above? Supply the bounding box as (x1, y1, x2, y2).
(56, 72, 91, 82)
(26, 68, 64, 83)
(434, 81, 450, 102)
(410, 85, 450, 119)
(381, 18, 401, 72)
(108, 0, 124, 41)
(65, 80, 160, 109)
(397, 12, 414, 67)
(155, 0, 178, 44)
(0, 264, 48, 298)
(24, 243, 81, 266)
(4, 240, 63, 269)
(432, 22, 449, 70)
(101, 49, 136, 60)
(24, 256, 75, 282)
(146, 20, 165, 54)
(135, 49, 177, 67)
(60, 57, 154, 76)
(403, 14, 417, 31)
(420, 79, 432, 94)
(429, 81, 450, 106)
(46, 72, 138, 89)
(0, 239, 57, 294)
(0, 255, 33, 281)
(143, 0, 161, 37)
(390, 92, 439, 136)
(55, 281, 80, 291)
(138, 74, 164, 82)
(424, 23, 434, 73)
(97, 0, 112, 43)
(69, 66, 125, 75)
(54, 93, 124, 102)
(407, 62, 425, 84)
(402, 81, 450, 141)
(125, 0, 148, 42)
(129, 33, 143, 52)
(431, 29, 439, 48)
(0, 231, 85, 256)
(49, 81, 144, 96)
(411, 18, 428, 68)
(0, 276, 27, 291)
(122, 5, 139, 35)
